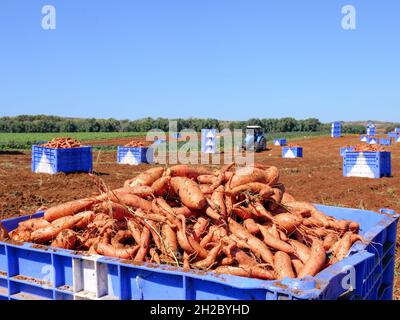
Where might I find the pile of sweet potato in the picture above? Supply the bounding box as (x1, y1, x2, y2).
(354, 144, 385, 152)
(2, 164, 364, 281)
(124, 141, 148, 147)
(41, 137, 82, 148)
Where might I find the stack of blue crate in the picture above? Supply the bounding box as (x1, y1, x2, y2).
(366, 124, 376, 136)
(331, 122, 341, 138)
(201, 129, 218, 154)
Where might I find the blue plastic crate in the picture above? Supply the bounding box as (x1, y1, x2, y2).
(0, 205, 397, 300)
(282, 147, 303, 158)
(388, 132, 399, 139)
(367, 127, 376, 136)
(360, 135, 368, 142)
(340, 146, 355, 157)
(331, 131, 341, 138)
(367, 137, 379, 145)
(31, 145, 92, 174)
(117, 147, 153, 165)
(343, 151, 391, 178)
(331, 122, 341, 128)
(380, 138, 391, 146)
(273, 138, 287, 146)
(201, 129, 217, 154)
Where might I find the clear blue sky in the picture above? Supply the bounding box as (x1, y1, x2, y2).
(0, 0, 399, 122)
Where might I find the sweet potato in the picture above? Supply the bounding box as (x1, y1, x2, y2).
(150, 248, 161, 264)
(192, 217, 209, 242)
(198, 184, 214, 195)
(94, 242, 139, 259)
(167, 165, 213, 179)
(127, 167, 164, 187)
(170, 177, 206, 210)
(228, 219, 274, 265)
(161, 223, 178, 258)
(18, 218, 50, 231)
(334, 232, 353, 261)
(31, 215, 84, 243)
(258, 224, 294, 254)
(44, 198, 96, 222)
(243, 219, 259, 235)
(215, 265, 274, 280)
(227, 182, 273, 198)
(273, 213, 303, 234)
(127, 220, 142, 244)
(211, 186, 226, 217)
(197, 175, 218, 184)
(193, 243, 222, 269)
(112, 193, 153, 212)
(151, 176, 171, 196)
(297, 239, 326, 278)
(51, 229, 77, 249)
(118, 185, 154, 198)
(229, 167, 269, 189)
(135, 225, 151, 262)
(274, 251, 295, 279)
(74, 211, 95, 229)
(323, 233, 339, 251)
(291, 258, 304, 276)
(9, 229, 31, 242)
(231, 206, 253, 220)
(288, 239, 311, 264)
(101, 201, 132, 221)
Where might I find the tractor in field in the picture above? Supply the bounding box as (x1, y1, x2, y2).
(241, 125, 267, 152)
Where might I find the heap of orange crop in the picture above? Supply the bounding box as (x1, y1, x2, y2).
(41, 137, 82, 149)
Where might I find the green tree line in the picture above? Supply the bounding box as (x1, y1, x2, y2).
(0, 115, 365, 133)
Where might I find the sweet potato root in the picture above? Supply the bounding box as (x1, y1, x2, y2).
(44, 198, 96, 222)
(274, 251, 295, 279)
(170, 177, 206, 210)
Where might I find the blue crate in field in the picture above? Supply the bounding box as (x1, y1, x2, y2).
(360, 135, 368, 142)
(367, 137, 379, 145)
(273, 138, 286, 146)
(388, 132, 399, 139)
(117, 147, 153, 165)
(340, 146, 355, 157)
(380, 138, 391, 146)
(331, 131, 341, 138)
(367, 127, 376, 136)
(31, 145, 92, 174)
(0, 205, 397, 300)
(201, 129, 218, 153)
(343, 151, 391, 178)
(282, 146, 303, 158)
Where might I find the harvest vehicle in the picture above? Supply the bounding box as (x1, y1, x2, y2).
(242, 125, 267, 152)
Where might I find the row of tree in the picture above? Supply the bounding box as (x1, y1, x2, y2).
(0, 115, 367, 133)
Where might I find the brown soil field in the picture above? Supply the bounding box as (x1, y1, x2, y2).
(0, 134, 399, 298)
